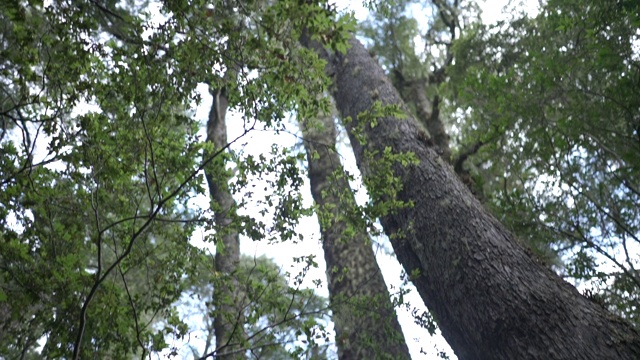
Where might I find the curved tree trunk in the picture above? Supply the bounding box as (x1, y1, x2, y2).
(301, 35, 640, 360)
(300, 104, 411, 359)
(204, 84, 246, 359)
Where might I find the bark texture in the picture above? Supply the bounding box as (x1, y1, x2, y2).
(301, 107, 411, 359)
(204, 86, 246, 359)
(302, 35, 640, 360)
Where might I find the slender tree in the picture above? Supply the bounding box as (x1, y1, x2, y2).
(204, 80, 247, 358)
(301, 103, 411, 359)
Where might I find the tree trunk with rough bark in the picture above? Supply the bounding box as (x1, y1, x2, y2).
(204, 86, 246, 359)
(300, 105, 411, 359)
(301, 35, 640, 360)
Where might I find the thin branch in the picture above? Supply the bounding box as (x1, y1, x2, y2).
(453, 140, 485, 174)
(119, 264, 147, 358)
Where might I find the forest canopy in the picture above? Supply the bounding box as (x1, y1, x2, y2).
(1, 0, 639, 359)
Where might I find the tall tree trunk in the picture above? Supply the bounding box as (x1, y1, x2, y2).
(204, 84, 246, 359)
(301, 35, 640, 360)
(300, 104, 411, 359)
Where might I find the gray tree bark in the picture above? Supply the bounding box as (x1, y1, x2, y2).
(300, 104, 411, 359)
(301, 35, 640, 360)
(204, 84, 246, 359)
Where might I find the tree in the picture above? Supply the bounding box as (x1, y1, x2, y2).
(203, 37, 246, 360)
(301, 102, 411, 359)
(5, 0, 640, 358)
(349, 0, 640, 354)
(445, 0, 640, 324)
(300, 24, 640, 358)
(204, 83, 249, 358)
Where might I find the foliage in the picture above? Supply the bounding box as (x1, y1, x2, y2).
(183, 254, 330, 359)
(8, 0, 637, 357)
(0, 1, 207, 357)
(445, 0, 640, 324)
(0, 0, 346, 358)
